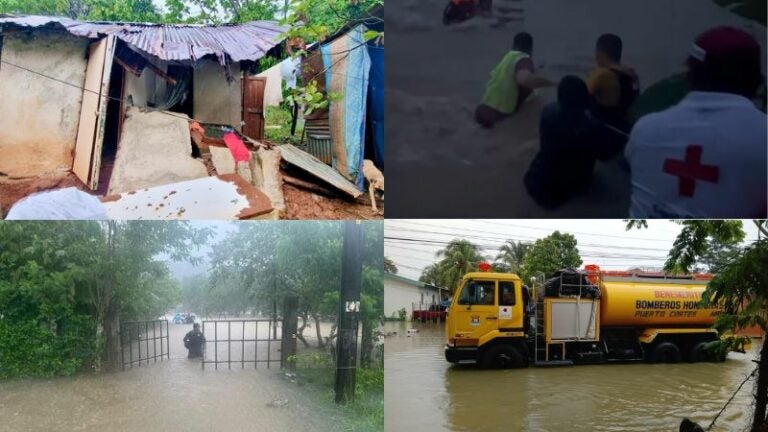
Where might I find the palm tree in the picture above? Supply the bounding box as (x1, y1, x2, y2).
(435, 239, 484, 293)
(495, 240, 530, 275)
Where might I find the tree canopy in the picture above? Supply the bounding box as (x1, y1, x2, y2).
(494, 240, 530, 275)
(0, 0, 381, 26)
(184, 221, 383, 358)
(419, 239, 485, 292)
(417, 233, 583, 292)
(0, 221, 205, 377)
(520, 231, 582, 283)
(629, 219, 768, 432)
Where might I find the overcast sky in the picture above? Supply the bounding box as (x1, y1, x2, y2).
(162, 221, 238, 280)
(384, 220, 761, 282)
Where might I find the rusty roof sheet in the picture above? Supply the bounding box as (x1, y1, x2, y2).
(0, 15, 286, 64)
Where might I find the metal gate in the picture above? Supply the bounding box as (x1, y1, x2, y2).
(201, 319, 282, 370)
(120, 320, 170, 370)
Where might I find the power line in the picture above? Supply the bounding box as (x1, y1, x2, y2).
(388, 219, 675, 245)
(385, 241, 670, 262)
(384, 235, 671, 260)
(0, 59, 203, 124)
(465, 219, 678, 242)
(385, 220, 675, 252)
(0, 36, 377, 123)
(386, 227, 673, 254)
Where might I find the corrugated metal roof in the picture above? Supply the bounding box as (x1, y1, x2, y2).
(279, 144, 362, 198)
(0, 15, 286, 64)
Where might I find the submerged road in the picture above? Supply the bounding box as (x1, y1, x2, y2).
(384, 322, 759, 432)
(0, 323, 348, 432)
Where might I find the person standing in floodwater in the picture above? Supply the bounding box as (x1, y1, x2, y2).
(184, 323, 206, 359)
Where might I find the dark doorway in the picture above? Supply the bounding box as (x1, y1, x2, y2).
(167, 64, 194, 118)
(97, 59, 126, 195)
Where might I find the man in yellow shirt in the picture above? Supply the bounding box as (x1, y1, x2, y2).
(586, 34, 640, 139)
(475, 32, 555, 129)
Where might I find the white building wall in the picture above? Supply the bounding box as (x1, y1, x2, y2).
(384, 277, 445, 319)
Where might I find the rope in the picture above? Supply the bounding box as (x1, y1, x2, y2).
(707, 366, 758, 431)
(0, 58, 204, 124)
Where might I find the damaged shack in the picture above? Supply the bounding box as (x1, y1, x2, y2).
(300, 5, 384, 188)
(0, 15, 322, 219)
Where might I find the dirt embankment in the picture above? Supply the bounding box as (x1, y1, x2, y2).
(282, 184, 383, 220)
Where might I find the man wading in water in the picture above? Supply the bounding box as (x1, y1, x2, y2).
(475, 32, 554, 128)
(184, 323, 206, 359)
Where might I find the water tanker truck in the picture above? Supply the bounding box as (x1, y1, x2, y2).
(444, 266, 748, 368)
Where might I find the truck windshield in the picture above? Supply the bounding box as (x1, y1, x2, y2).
(457, 280, 495, 306)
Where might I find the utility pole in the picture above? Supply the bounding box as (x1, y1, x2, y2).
(335, 221, 363, 404)
(272, 262, 278, 340)
(281, 296, 299, 370)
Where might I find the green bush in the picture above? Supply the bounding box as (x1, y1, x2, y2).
(0, 315, 98, 378)
(265, 105, 303, 145)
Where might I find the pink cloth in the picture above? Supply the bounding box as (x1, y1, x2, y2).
(223, 132, 251, 163)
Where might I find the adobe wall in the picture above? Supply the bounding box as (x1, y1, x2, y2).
(193, 60, 242, 130)
(0, 29, 89, 178)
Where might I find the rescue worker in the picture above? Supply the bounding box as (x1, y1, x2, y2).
(183, 323, 206, 359)
(475, 32, 555, 128)
(586, 33, 640, 147)
(626, 26, 767, 218)
(524, 76, 615, 208)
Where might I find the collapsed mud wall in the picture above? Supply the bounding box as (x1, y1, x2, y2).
(0, 29, 88, 178)
(108, 107, 208, 194)
(193, 60, 242, 130)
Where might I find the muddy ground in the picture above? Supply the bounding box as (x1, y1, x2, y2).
(282, 184, 384, 220)
(1, 173, 382, 221)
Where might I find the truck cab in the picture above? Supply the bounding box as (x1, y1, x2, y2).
(445, 272, 530, 368)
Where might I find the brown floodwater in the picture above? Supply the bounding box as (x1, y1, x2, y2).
(384, 321, 759, 432)
(0, 322, 352, 432)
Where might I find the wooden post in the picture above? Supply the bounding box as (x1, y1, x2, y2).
(281, 296, 299, 370)
(335, 221, 363, 404)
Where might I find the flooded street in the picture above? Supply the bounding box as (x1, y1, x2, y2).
(0, 322, 345, 432)
(384, 322, 759, 432)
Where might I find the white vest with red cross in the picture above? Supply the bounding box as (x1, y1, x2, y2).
(626, 91, 767, 218)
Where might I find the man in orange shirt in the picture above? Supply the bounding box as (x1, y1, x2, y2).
(586, 34, 640, 151)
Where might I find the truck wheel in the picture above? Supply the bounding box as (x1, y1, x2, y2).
(689, 342, 716, 362)
(651, 342, 681, 363)
(481, 344, 525, 369)
(691, 342, 727, 362)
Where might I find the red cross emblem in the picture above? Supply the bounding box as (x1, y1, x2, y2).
(663, 145, 719, 197)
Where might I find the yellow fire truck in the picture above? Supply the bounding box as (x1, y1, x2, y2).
(444, 266, 746, 368)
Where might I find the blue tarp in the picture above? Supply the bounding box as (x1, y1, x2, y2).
(321, 25, 371, 190)
(368, 39, 384, 170)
